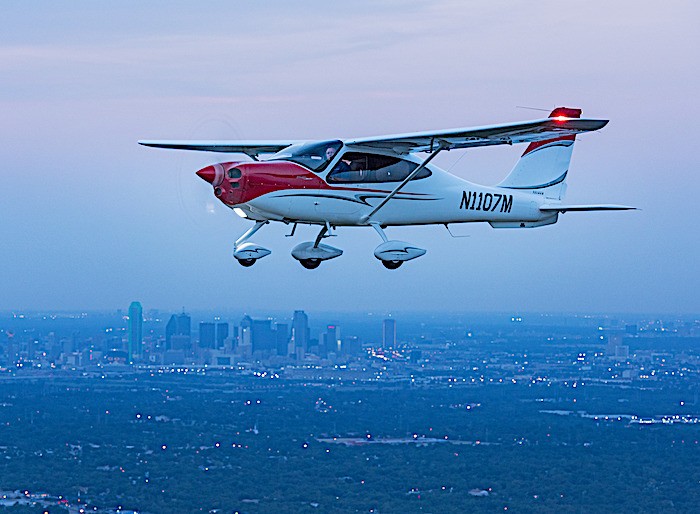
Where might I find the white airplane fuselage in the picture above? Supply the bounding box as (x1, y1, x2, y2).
(219, 154, 555, 229)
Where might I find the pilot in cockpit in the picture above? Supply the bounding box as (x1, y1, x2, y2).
(326, 146, 350, 173)
(325, 145, 338, 161)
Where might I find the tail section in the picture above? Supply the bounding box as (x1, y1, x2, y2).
(498, 107, 582, 200)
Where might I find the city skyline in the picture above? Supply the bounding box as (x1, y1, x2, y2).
(4, 302, 696, 367)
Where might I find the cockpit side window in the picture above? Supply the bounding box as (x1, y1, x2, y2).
(327, 151, 431, 184)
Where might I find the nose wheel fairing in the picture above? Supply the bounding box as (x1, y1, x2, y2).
(232, 221, 271, 267)
(233, 242, 271, 266)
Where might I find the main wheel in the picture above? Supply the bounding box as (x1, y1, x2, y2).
(299, 258, 321, 269)
(237, 258, 256, 267)
(382, 260, 403, 270)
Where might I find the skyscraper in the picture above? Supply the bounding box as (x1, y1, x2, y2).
(128, 301, 143, 362)
(166, 312, 191, 350)
(216, 322, 229, 348)
(382, 318, 396, 348)
(323, 324, 341, 356)
(292, 310, 309, 359)
(165, 315, 177, 348)
(251, 319, 276, 353)
(239, 315, 253, 356)
(275, 323, 289, 356)
(199, 322, 215, 349)
(343, 335, 361, 356)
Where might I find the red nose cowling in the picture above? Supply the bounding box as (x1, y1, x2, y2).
(196, 161, 330, 207)
(196, 165, 217, 184)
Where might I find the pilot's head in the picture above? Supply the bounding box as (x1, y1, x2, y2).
(325, 146, 337, 161)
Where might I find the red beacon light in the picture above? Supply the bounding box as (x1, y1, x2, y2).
(549, 107, 582, 121)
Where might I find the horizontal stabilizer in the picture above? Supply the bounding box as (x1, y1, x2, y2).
(540, 204, 637, 212)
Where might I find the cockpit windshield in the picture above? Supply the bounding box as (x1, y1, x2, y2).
(267, 140, 342, 172)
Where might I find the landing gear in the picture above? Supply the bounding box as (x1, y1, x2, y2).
(233, 221, 271, 266)
(370, 223, 426, 270)
(299, 258, 321, 269)
(291, 224, 343, 269)
(382, 260, 403, 270)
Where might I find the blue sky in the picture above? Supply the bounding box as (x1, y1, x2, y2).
(1, 1, 698, 313)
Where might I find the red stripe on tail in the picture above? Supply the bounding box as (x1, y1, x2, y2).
(522, 107, 582, 156)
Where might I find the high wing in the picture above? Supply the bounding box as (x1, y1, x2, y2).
(139, 115, 607, 157)
(137, 140, 300, 159)
(345, 116, 608, 154)
(540, 204, 637, 212)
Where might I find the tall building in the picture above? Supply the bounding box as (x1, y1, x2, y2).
(199, 322, 215, 349)
(128, 301, 143, 362)
(343, 335, 361, 356)
(238, 316, 253, 356)
(292, 310, 309, 358)
(166, 312, 191, 350)
(223, 325, 238, 353)
(382, 318, 396, 348)
(216, 322, 229, 349)
(3, 331, 15, 364)
(323, 325, 341, 356)
(251, 320, 276, 353)
(275, 323, 289, 356)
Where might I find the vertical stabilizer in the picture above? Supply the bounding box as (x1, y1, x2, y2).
(498, 107, 581, 200)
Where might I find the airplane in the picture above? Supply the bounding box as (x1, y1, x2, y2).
(139, 107, 634, 270)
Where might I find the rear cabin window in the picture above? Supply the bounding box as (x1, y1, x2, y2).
(327, 152, 431, 184)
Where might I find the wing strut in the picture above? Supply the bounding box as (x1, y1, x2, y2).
(361, 141, 448, 224)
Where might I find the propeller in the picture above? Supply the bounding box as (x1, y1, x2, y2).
(172, 115, 246, 228)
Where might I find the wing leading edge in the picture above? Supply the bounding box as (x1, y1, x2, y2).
(345, 117, 608, 154)
(137, 140, 299, 158)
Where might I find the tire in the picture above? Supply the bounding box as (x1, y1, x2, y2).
(237, 258, 256, 267)
(382, 260, 403, 270)
(300, 258, 321, 269)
